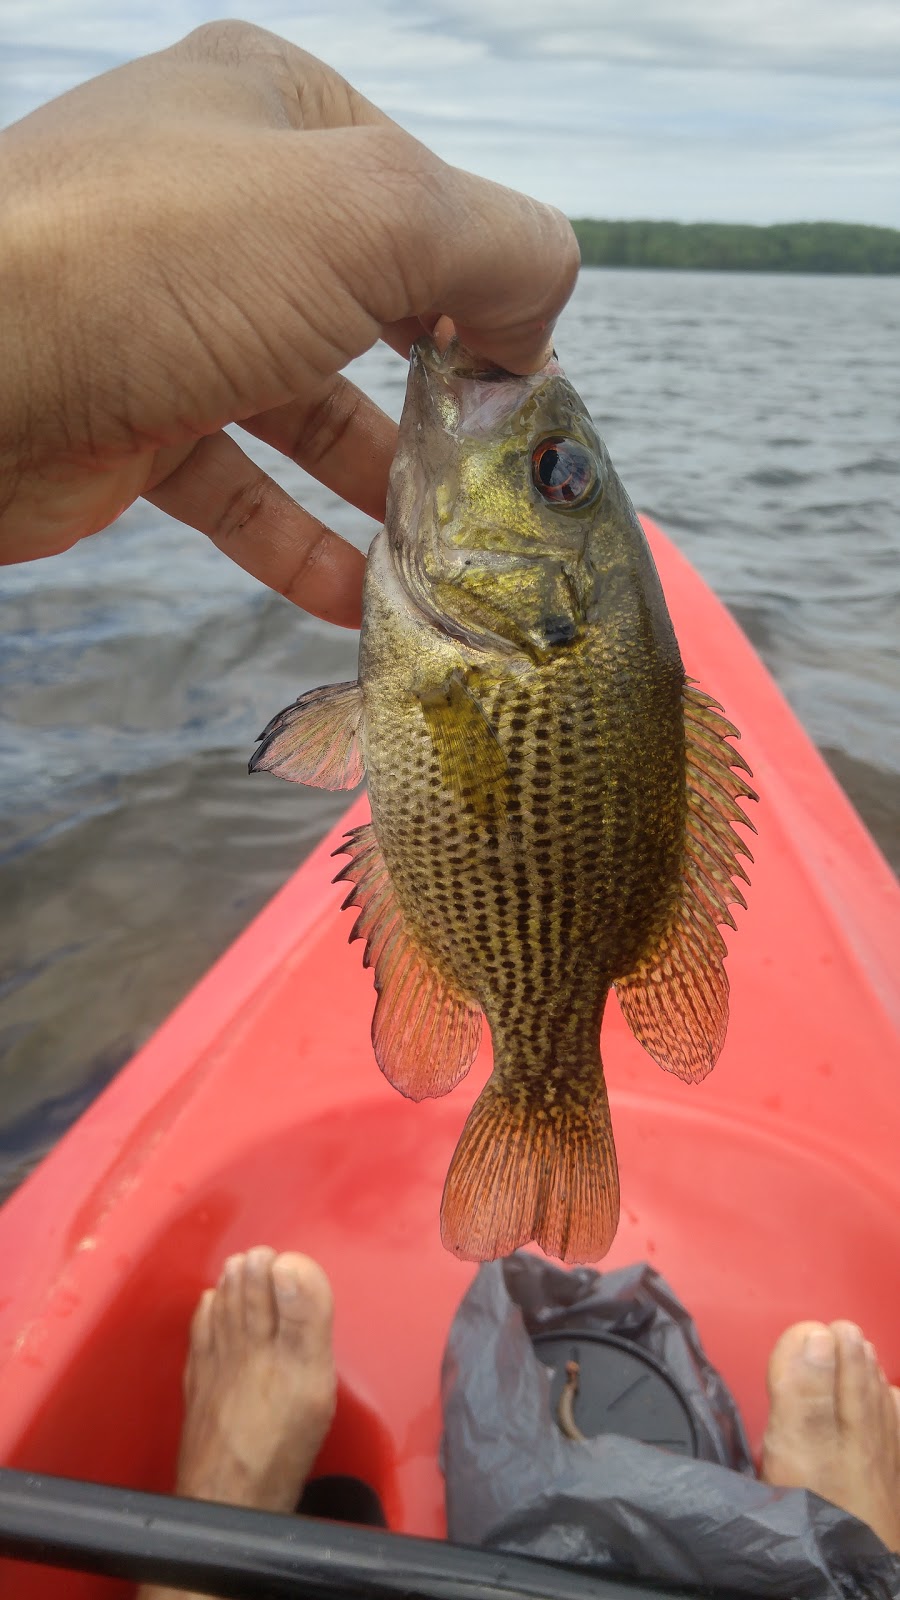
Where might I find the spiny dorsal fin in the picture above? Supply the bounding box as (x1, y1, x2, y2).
(416, 669, 508, 819)
(249, 681, 364, 789)
(333, 822, 482, 1100)
(614, 682, 758, 1083)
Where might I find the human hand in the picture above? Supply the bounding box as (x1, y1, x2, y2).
(0, 22, 579, 625)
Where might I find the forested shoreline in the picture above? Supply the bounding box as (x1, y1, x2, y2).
(571, 219, 900, 274)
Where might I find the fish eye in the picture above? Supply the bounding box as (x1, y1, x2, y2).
(531, 436, 601, 508)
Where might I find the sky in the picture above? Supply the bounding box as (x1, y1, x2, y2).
(1, 0, 899, 225)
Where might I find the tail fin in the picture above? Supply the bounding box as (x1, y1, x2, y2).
(440, 1076, 619, 1264)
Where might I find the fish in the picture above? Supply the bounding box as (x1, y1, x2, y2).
(250, 337, 757, 1265)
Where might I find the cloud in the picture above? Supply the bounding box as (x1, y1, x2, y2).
(1, 0, 898, 224)
(392, 0, 900, 78)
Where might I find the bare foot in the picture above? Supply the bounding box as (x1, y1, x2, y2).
(761, 1319, 900, 1552)
(138, 1247, 336, 1600)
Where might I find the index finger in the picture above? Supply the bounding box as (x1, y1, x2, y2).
(298, 128, 581, 378)
(430, 169, 580, 374)
(273, 32, 582, 371)
(176, 26, 582, 377)
(62, 24, 579, 381)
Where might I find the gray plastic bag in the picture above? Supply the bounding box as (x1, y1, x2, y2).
(441, 1255, 900, 1599)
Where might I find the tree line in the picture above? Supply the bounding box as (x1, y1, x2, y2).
(570, 219, 900, 274)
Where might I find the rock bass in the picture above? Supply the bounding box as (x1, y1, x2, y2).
(251, 338, 757, 1264)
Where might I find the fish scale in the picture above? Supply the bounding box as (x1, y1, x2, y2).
(364, 598, 684, 1090)
(250, 336, 757, 1263)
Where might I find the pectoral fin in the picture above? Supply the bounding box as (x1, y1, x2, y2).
(250, 681, 364, 789)
(614, 683, 758, 1082)
(334, 822, 482, 1099)
(416, 670, 508, 819)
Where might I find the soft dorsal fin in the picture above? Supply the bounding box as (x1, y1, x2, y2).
(334, 822, 482, 1100)
(614, 682, 758, 1083)
(416, 670, 508, 819)
(249, 681, 364, 789)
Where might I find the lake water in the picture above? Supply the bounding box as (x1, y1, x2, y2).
(1, 267, 898, 1198)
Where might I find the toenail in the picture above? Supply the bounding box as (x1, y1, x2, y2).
(840, 1322, 864, 1345)
(803, 1329, 836, 1366)
(273, 1272, 297, 1301)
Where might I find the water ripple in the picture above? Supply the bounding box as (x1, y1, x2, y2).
(1, 267, 897, 1194)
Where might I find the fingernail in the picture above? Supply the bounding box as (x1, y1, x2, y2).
(803, 1329, 836, 1366)
(432, 314, 456, 353)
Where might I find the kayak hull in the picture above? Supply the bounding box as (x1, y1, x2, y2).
(1, 519, 898, 1597)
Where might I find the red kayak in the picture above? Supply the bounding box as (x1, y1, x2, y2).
(1, 518, 898, 1598)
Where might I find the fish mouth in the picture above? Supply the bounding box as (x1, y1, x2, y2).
(413, 335, 561, 382)
(410, 336, 561, 439)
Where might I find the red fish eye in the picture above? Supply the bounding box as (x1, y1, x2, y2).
(531, 437, 600, 507)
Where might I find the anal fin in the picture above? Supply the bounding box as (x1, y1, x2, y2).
(334, 823, 482, 1100)
(441, 1075, 619, 1264)
(250, 681, 364, 789)
(615, 681, 758, 1083)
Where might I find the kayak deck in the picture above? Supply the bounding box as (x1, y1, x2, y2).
(0, 519, 898, 1598)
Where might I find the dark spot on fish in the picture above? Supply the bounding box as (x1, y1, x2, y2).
(541, 615, 578, 647)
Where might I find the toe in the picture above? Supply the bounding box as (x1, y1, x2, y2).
(832, 1321, 876, 1430)
(190, 1287, 215, 1357)
(271, 1253, 334, 1356)
(183, 1287, 216, 1399)
(213, 1253, 246, 1349)
(864, 1346, 900, 1465)
(767, 1321, 836, 1404)
(761, 1323, 839, 1489)
(243, 1246, 278, 1341)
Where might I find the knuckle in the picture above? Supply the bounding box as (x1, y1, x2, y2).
(179, 19, 266, 62)
(174, 22, 314, 131)
(280, 526, 330, 605)
(294, 385, 361, 471)
(213, 472, 270, 544)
